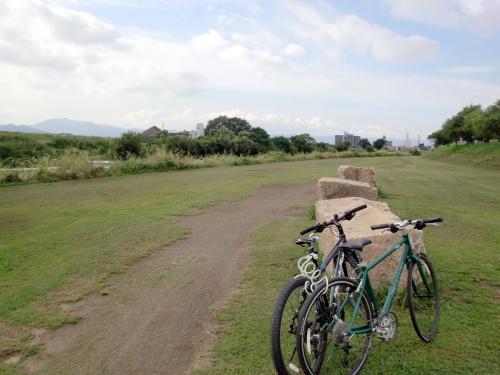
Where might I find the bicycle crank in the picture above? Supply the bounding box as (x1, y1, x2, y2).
(376, 312, 398, 341)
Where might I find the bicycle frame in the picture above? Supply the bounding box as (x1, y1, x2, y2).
(344, 233, 430, 335)
(318, 220, 352, 275)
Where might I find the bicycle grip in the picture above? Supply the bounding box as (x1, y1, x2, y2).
(423, 217, 443, 224)
(300, 223, 320, 235)
(371, 223, 390, 230)
(345, 204, 367, 216)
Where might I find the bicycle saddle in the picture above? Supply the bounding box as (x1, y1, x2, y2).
(338, 239, 372, 251)
(295, 238, 317, 246)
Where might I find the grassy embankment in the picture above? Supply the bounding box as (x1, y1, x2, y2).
(425, 141, 500, 169)
(195, 157, 500, 374)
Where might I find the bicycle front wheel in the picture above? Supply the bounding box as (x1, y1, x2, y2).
(407, 253, 440, 342)
(296, 277, 373, 375)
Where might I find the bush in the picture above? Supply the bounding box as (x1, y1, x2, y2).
(115, 132, 143, 159)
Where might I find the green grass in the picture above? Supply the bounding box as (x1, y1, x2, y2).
(425, 142, 500, 168)
(195, 157, 500, 374)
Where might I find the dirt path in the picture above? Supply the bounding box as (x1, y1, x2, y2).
(25, 183, 315, 375)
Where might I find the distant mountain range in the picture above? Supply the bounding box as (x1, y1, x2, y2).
(0, 118, 134, 137)
(0, 124, 45, 133)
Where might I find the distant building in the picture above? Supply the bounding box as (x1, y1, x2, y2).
(383, 136, 392, 148)
(190, 123, 205, 138)
(335, 134, 344, 146)
(335, 132, 361, 148)
(142, 126, 163, 137)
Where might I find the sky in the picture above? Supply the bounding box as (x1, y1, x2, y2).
(1, 0, 500, 140)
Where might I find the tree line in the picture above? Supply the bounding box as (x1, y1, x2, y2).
(1, 115, 389, 164)
(116, 116, 339, 159)
(428, 99, 500, 146)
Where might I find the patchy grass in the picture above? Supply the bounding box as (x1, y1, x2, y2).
(377, 185, 389, 199)
(196, 157, 500, 374)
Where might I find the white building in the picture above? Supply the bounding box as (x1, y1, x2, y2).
(190, 123, 205, 138)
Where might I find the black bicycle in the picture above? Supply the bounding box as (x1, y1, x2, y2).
(270, 204, 369, 374)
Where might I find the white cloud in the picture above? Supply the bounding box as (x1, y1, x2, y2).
(286, 3, 439, 62)
(383, 0, 500, 34)
(191, 29, 226, 52)
(283, 43, 305, 56)
(441, 66, 496, 74)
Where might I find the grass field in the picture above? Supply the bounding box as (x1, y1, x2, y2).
(0, 156, 403, 364)
(195, 157, 500, 374)
(1, 155, 499, 374)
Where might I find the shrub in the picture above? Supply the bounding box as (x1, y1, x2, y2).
(115, 132, 143, 159)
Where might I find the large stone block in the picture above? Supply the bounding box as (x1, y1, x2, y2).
(317, 177, 377, 201)
(337, 165, 376, 187)
(315, 197, 424, 287)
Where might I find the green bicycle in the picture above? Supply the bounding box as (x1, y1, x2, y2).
(296, 216, 443, 375)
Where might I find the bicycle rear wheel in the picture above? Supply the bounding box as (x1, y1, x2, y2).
(296, 277, 373, 375)
(407, 253, 440, 342)
(270, 276, 308, 374)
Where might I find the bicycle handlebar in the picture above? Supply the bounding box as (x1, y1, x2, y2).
(299, 204, 367, 235)
(341, 204, 367, 220)
(299, 223, 323, 235)
(370, 217, 443, 231)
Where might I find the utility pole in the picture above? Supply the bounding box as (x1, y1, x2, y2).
(405, 132, 411, 148)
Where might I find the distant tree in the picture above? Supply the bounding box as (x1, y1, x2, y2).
(115, 132, 142, 159)
(359, 138, 371, 149)
(366, 146, 374, 152)
(163, 135, 191, 155)
(212, 128, 235, 154)
(482, 100, 500, 141)
(231, 134, 258, 156)
(428, 130, 446, 146)
(335, 143, 349, 152)
(373, 138, 386, 150)
(290, 133, 316, 153)
(205, 116, 252, 136)
(436, 104, 482, 145)
(270, 136, 293, 154)
(418, 143, 426, 150)
(315, 142, 332, 152)
(248, 126, 270, 152)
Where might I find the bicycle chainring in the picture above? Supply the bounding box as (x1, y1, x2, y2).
(377, 312, 398, 342)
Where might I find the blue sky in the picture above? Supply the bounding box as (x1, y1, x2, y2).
(1, 0, 499, 141)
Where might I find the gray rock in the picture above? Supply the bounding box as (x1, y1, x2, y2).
(337, 165, 376, 187)
(317, 177, 377, 201)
